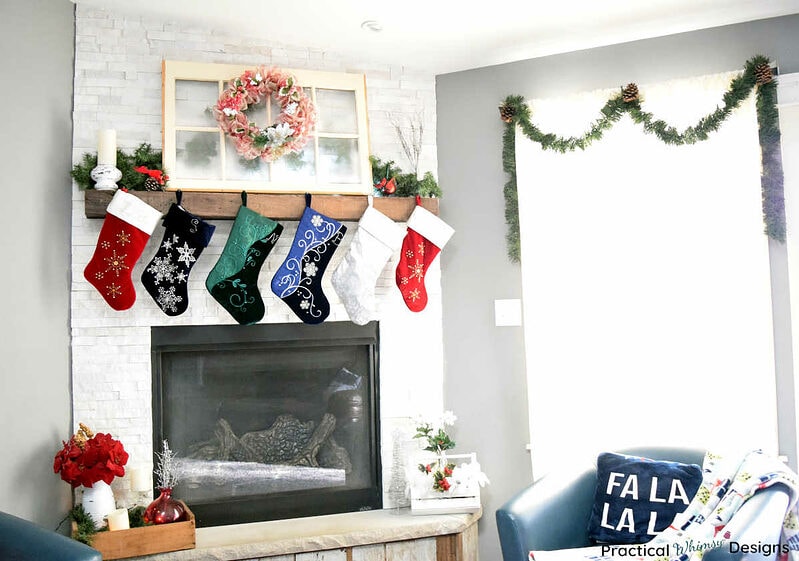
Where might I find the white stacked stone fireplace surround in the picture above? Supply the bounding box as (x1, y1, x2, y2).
(70, 6, 444, 512)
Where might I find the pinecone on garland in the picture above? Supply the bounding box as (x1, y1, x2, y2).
(144, 177, 162, 191)
(755, 63, 773, 85)
(498, 102, 516, 123)
(622, 83, 639, 103)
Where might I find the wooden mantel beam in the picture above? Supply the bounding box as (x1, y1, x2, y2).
(84, 190, 439, 221)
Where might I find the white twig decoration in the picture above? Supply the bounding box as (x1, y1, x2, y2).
(154, 439, 179, 489)
(390, 112, 424, 175)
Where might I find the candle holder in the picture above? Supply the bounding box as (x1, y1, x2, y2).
(91, 164, 123, 191)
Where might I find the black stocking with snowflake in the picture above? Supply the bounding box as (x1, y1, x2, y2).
(141, 200, 215, 316)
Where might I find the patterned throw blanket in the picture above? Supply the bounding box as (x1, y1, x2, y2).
(530, 450, 799, 561)
(631, 450, 798, 561)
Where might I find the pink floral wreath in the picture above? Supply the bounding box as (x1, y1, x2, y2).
(214, 67, 316, 162)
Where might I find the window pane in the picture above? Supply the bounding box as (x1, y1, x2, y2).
(224, 136, 270, 181)
(318, 138, 359, 183)
(175, 81, 218, 127)
(316, 89, 357, 134)
(271, 143, 316, 182)
(176, 131, 221, 179)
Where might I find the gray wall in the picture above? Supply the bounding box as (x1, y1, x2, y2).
(437, 14, 799, 561)
(0, 0, 74, 529)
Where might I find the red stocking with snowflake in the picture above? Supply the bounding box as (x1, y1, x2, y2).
(395, 196, 454, 312)
(83, 189, 162, 310)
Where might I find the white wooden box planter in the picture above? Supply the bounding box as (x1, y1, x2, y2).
(410, 453, 482, 515)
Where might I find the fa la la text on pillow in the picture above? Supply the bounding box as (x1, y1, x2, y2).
(588, 452, 702, 544)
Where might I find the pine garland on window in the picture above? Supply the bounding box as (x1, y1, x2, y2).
(499, 55, 784, 262)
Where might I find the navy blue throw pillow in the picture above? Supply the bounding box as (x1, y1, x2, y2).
(587, 452, 702, 544)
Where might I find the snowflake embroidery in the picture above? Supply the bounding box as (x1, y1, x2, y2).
(116, 230, 131, 246)
(103, 250, 128, 277)
(174, 270, 188, 283)
(303, 262, 318, 277)
(407, 288, 421, 302)
(176, 242, 197, 266)
(300, 299, 311, 310)
(100, 240, 111, 250)
(311, 214, 324, 228)
(400, 276, 409, 285)
(94, 271, 104, 280)
(407, 260, 425, 282)
(417, 242, 425, 256)
(405, 249, 414, 259)
(146, 257, 177, 284)
(156, 285, 183, 313)
(162, 237, 174, 251)
(105, 283, 122, 299)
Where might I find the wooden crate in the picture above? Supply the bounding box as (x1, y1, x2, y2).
(76, 502, 195, 560)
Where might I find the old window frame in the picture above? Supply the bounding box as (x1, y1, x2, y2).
(162, 60, 372, 194)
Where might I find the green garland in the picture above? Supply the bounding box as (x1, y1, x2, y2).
(499, 55, 785, 262)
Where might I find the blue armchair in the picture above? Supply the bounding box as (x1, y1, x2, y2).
(496, 447, 791, 561)
(0, 510, 102, 561)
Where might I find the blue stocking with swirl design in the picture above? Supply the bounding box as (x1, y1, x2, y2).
(271, 194, 347, 324)
(206, 193, 283, 325)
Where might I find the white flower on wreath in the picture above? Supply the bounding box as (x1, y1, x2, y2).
(266, 122, 294, 147)
(222, 107, 238, 116)
(284, 102, 298, 116)
(304, 262, 319, 277)
(310, 214, 324, 228)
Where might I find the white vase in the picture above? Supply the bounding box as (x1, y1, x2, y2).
(82, 480, 116, 527)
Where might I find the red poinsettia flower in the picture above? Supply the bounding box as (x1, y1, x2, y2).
(53, 425, 128, 488)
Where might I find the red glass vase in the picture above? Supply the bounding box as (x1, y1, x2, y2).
(143, 487, 186, 524)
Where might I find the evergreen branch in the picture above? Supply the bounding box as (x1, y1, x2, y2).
(69, 504, 102, 546)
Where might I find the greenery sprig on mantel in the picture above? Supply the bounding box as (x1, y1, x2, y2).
(71, 143, 167, 191)
(499, 55, 785, 262)
(370, 155, 442, 198)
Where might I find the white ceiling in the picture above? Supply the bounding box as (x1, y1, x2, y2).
(75, 0, 799, 74)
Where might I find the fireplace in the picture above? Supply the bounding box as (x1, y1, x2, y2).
(150, 322, 382, 527)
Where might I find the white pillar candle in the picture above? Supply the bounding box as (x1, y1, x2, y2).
(129, 466, 152, 493)
(97, 129, 117, 166)
(107, 508, 130, 531)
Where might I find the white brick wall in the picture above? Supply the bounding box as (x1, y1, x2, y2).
(71, 5, 442, 508)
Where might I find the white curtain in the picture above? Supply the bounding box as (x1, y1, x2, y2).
(515, 71, 778, 478)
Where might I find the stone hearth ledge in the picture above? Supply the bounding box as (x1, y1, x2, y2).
(126, 508, 482, 560)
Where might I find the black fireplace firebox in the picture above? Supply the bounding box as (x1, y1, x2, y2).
(151, 322, 382, 527)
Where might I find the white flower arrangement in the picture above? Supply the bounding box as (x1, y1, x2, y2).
(410, 411, 489, 496)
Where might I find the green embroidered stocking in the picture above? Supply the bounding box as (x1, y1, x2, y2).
(206, 193, 283, 325)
